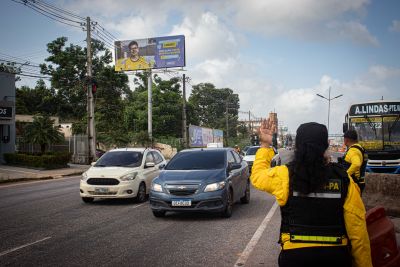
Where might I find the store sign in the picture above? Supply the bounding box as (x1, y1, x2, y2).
(0, 107, 13, 119)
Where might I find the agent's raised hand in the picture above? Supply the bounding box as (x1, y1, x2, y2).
(258, 118, 276, 148)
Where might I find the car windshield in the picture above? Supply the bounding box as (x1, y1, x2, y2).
(246, 147, 260, 155)
(95, 151, 143, 167)
(165, 150, 225, 170)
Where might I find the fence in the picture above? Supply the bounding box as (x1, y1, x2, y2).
(16, 135, 89, 164)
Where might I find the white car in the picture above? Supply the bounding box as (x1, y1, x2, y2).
(80, 148, 167, 203)
(243, 146, 281, 173)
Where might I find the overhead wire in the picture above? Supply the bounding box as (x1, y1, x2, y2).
(11, 0, 83, 28)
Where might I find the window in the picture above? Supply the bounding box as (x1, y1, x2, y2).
(145, 152, 155, 164)
(166, 150, 225, 170)
(232, 151, 241, 163)
(95, 151, 143, 167)
(227, 151, 235, 164)
(152, 151, 164, 164)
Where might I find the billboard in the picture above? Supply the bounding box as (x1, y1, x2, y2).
(114, 35, 185, 71)
(189, 125, 224, 147)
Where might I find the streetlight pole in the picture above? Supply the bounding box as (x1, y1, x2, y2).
(316, 87, 343, 134)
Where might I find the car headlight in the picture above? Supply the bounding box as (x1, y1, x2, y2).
(151, 182, 163, 192)
(81, 172, 88, 181)
(120, 172, 138, 181)
(204, 181, 226, 192)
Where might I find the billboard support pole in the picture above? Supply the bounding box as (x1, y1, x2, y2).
(148, 69, 153, 144)
(182, 74, 188, 148)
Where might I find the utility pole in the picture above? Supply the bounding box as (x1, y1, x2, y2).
(182, 74, 188, 148)
(148, 70, 153, 144)
(86, 16, 96, 163)
(226, 102, 229, 142)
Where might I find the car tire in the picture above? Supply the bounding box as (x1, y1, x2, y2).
(82, 197, 94, 203)
(136, 182, 147, 203)
(221, 188, 233, 218)
(152, 210, 166, 217)
(240, 180, 250, 204)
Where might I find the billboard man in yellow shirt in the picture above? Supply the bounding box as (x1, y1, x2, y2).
(116, 40, 153, 71)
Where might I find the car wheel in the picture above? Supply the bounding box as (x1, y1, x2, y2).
(240, 180, 250, 204)
(136, 183, 147, 203)
(152, 210, 166, 217)
(82, 197, 94, 203)
(221, 188, 233, 218)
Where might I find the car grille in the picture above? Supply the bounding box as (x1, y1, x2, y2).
(87, 178, 120, 185)
(165, 184, 200, 196)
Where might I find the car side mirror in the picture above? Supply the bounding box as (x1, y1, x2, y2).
(145, 162, 155, 168)
(159, 163, 166, 170)
(91, 162, 96, 166)
(343, 123, 348, 133)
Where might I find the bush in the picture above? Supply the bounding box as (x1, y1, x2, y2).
(3, 152, 71, 169)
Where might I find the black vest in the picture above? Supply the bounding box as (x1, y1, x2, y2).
(280, 163, 349, 245)
(340, 144, 368, 179)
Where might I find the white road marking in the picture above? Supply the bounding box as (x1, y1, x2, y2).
(132, 203, 147, 209)
(234, 201, 279, 267)
(0, 176, 79, 188)
(0, 237, 52, 257)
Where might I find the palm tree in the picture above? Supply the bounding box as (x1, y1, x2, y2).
(23, 115, 65, 154)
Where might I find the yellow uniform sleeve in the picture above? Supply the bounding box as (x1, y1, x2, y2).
(344, 147, 362, 179)
(343, 177, 373, 267)
(250, 148, 289, 206)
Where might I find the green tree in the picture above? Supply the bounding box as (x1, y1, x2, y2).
(23, 115, 65, 154)
(188, 83, 239, 138)
(124, 72, 184, 139)
(16, 80, 58, 115)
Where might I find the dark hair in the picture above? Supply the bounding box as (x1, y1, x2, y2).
(128, 40, 139, 48)
(290, 123, 329, 194)
(344, 130, 358, 141)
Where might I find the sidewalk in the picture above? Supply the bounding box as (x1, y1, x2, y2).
(0, 163, 90, 183)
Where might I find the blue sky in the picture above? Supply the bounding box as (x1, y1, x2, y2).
(1, 0, 399, 134)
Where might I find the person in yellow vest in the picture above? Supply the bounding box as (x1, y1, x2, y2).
(342, 130, 367, 194)
(116, 40, 154, 71)
(251, 119, 372, 267)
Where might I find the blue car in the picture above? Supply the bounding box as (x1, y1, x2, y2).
(150, 148, 250, 218)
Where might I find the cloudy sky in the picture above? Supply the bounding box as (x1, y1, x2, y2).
(1, 0, 399, 134)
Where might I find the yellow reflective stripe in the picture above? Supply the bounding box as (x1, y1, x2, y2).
(291, 235, 342, 243)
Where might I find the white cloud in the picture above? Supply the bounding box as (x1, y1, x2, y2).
(368, 65, 400, 80)
(230, 0, 377, 45)
(389, 20, 400, 32)
(327, 21, 379, 46)
(170, 12, 238, 61)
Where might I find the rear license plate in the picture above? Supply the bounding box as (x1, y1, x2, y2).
(95, 187, 109, 193)
(171, 199, 191, 207)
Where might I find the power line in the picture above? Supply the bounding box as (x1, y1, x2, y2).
(11, 0, 83, 28)
(33, 0, 85, 20)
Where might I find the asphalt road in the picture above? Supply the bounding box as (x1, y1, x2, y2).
(0, 176, 282, 267)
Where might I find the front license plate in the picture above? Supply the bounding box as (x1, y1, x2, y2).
(95, 187, 109, 193)
(171, 199, 191, 207)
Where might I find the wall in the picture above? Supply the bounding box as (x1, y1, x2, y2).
(0, 72, 16, 163)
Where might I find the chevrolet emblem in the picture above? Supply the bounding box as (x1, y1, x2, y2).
(178, 186, 186, 189)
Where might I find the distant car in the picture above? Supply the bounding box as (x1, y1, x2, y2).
(206, 142, 223, 148)
(243, 146, 260, 173)
(243, 146, 282, 172)
(149, 148, 250, 218)
(80, 148, 167, 203)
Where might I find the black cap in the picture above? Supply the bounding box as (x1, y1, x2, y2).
(344, 130, 358, 141)
(296, 122, 329, 149)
